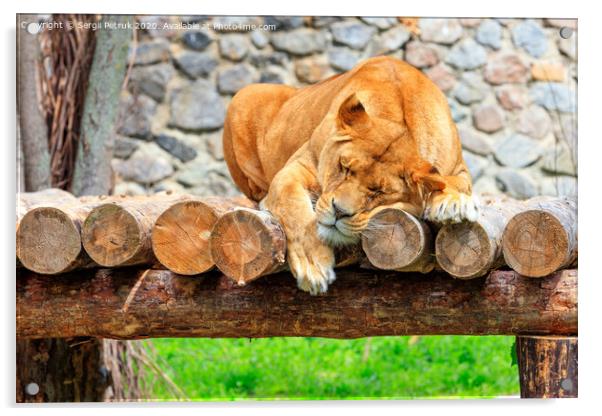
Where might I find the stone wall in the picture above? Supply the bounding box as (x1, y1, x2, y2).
(113, 16, 577, 199)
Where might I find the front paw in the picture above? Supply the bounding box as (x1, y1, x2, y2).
(424, 192, 479, 224)
(287, 238, 336, 295)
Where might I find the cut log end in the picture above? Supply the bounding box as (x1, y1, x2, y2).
(503, 210, 570, 278)
(151, 200, 219, 275)
(16, 207, 82, 274)
(435, 221, 493, 279)
(82, 203, 141, 267)
(361, 208, 428, 270)
(210, 208, 287, 284)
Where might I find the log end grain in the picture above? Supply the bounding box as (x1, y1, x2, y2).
(210, 208, 286, 285)
(503, 210, 570, 278)
(16, 207, 82, 274)
(435, 221, 494, 279)
(82, 203, 141, 267)
(361, 208, 427, 270)
(151, 200, 219, 275)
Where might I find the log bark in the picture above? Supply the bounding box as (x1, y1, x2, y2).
(17, 14, 51, 192)
(151, 196, 257, 275)
(82, 194, 187, 267)
(17, 188, 78, 224)
(516, 335, 578, 398)
(16, 268, 577, 339)
(502, 196, 577, 277)
(71, 15, 132, 196)
(361, 207, 435, 272)
(435, 196, 525, 279)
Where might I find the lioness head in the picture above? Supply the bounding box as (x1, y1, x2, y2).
(314, 92, 448, 246)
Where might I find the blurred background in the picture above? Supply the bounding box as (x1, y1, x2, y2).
(19, 15, 577, 400)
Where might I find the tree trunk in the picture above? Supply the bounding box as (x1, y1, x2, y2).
(17, 268, 577, 339)
(17, 14, 51, 192)
(71, 15, 132, 196)
(502, 196, 577, 277)
(435, 195, 525, 279)
(151, 196, 257, 275)
(516, 335, 578, 398)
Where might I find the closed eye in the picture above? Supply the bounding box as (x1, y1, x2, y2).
(367, 186, 383, 195)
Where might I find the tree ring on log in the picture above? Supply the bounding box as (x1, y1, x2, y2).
(151, 200, 219, 275)
(503, 210, 569, 277)
(16, 207, 82, 274)
(435, 222, 493, 279)
(82, 203, 141, 267)
(361, 208, 427, 270)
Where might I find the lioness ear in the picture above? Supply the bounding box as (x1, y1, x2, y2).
(337, 93, 369, 130)
(407, 162, 447, 193)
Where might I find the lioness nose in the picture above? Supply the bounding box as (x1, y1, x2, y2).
(332, 201, 350, 220)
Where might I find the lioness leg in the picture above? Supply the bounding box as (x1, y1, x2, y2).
(423, 169, 479, 224)
(262, 157, 335, 295)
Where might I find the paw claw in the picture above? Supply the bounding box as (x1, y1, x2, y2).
(424, 192, 480, 224)
(288, 241, 335, 295)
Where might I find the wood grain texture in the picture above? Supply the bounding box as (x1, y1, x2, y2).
(17, 268, 577, 340)
(503, 196, 577, 277)
(516, 335, 578, 398)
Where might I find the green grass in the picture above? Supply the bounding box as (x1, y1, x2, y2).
(145, 336, 519, 400)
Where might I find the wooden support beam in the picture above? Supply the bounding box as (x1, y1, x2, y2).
(151, 197, 256, 275)
(503, 196, 577, 277)
(516, 335, 578, 398)
(16, 268, 577, 340)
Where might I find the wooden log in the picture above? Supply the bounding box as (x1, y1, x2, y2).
(210, 208, 363, 285)
(82, 194, 187, 267)
(151, 197, 257, 275)
(16, 191, 103, 274)
(16, 268, 577, 340)
(435, 195, 525, 279)
(502, 196, 577, 277)
(361, 207, 435, 272)
(516, 335, 578, 398)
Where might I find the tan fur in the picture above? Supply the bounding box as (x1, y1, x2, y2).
(223, 56, 477, 294)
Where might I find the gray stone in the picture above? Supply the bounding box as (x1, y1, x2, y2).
(331, 21, 377, 50)
(204, 131, 224, 160)
(113, 181, 148, 196)
(169, 79, 225, 131)
(545, 19, 577, 29)
(516, 106, 552, 139)
(459, 18, 482, 28)
(494, 134, 543, 168)
(312, 17, 342, 28)
(495, 169, 538, 199)
(295, 56, 330, 84)
(445, 38, 487, 70)
(360, 17, 397, 29)
(217, 64, 256, 94)
(542, 145, 577, 176)
(462, 151, 488, 180)
(249, 52, 288, 68)
(155, 133, 198, 162)
(512, 19, 548, 58)
(327, 47, 361, 71)
(424, 63, 457, 92)
(129, 63, 174, 102)
(173, 51, 218, 78)
(473, 176, 503, 196)
(176, 157, 229, 187)
(153, 180, 186, 194)
(129, 39, 170, 65)
(138, 16, 178, 39)
(476, 20, 502, 49)
(263, 16, 305, 30)
(182, 30, 212, 50)
(211, 16, 260, 32)
(404, 41, 439, 68)
(112, 145, 174, 184)
(367, 26, 411, 55)
(530, 82, 576, 113)
(483, 53, 529, 84)
(452, 72, 488, 105)
(419, 18, 463, 45)
(448, 99, 469, 123)
(271, 28, 327, 55)
(473, 103, 505, 133)
(458, 126, 494, 155)
(114, 136, 139, 159)
(541, 175, 577, 197)
(218, 34, 250, 61)
(117, 93, 157, 140)
(189, 171, 241, 197)
(250, 30, 269, 48)
(259, 66, 289, 84)
(496, 85, 529, 110)
(558, 36, 577, 59)
(554, 114, 577, 151)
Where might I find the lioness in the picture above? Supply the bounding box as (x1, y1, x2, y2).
(223, 56, 478, 294)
